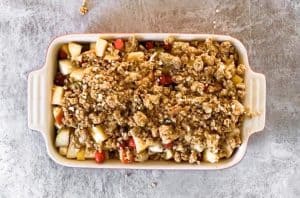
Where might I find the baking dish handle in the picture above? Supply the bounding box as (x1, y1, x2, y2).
(247, 72, 266, 134)
(28, 68, 47, 132)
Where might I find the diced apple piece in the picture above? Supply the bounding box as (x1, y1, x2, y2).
(68, 42, 82, 59)
(74, 55, 83, 62)
(76, 148, 85, 161)
(95, 38, 108, 57)
(66, 135, 79, 159)
(127, 52, 145, 62)
(175, 144, 184, 152)
(53, 106, 63, 128)
(132, 135, 148, 153)
(90, 42, 96, 50)
(191, 144, 205, 153)
(55, 122, 63, 129)
(134, 151, 149, 162)
(55, 128, 70, 147)
(232, 75, 243, 85)
(223, 144, 234, 158)
(159, 125, 179, 144)
(164, 149, 173, 160)
(70, 68, 85, 81)
(52, 86, 64, 105)
(58, 44, 70, 59)
(104, 54, 120, 61)
(59, 147, 68, 156)
(203, 149, 219, 163)
(148, 143, 163, 153)
(90, 125, 108, 143)
(58, 59, 75, 75)
(53, 106, 63, 119)
(85, 148, 96, 159)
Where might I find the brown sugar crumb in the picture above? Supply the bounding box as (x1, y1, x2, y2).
(79, 0, 88, 15)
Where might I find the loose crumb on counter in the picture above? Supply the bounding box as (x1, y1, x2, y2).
(79, 0, 88, 15)
(149, 182, 158, 188)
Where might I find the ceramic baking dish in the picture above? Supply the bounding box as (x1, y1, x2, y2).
(28, 33, 266, 169)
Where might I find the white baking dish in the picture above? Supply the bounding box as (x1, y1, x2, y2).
(28, 33, 266, 169)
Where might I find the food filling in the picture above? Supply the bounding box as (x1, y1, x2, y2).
(52, 36, 246, 164)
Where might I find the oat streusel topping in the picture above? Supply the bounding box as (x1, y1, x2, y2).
(52, 36, 246, 164)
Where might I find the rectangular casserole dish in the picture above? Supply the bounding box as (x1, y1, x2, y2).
(28, 33, 266, 169)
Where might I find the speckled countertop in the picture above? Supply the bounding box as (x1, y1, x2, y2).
(0, 0, 299, 197)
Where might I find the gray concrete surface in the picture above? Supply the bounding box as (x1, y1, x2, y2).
(0, 0, 299, 197)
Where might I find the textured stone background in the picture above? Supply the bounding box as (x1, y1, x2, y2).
(0, 0, 299, 197)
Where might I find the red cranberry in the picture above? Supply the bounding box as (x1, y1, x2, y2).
(158, 74, 173, 86)
(145, 41, 154, 50)
(54, 73, 65, 86)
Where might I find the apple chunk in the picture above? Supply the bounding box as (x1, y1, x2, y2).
(127, 52, 145, 62)
(90, 42, 96, 50)
(68, 42, 82, 59)
(66, 135, 79, 159)
(59, 147, 68, 156)
(76, 148, 85, 161)
(58, 44, 70, 59)
(55, 128, 70, 147)
(70, 68, 84, 81)
(135, 151, 149, 162)
(95, 38, 108, 57)
(164, 149, 173, 160)
(58, 59, 75, 75)
(132, 135, 148, 153)
(53, 106, 63, 128)
(203, 149, 219, 163)
(148, 143, 163, 153)
(90, 125, 108, 143)
(52, 86, 64, 105)
(85, 148, 96, 159)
